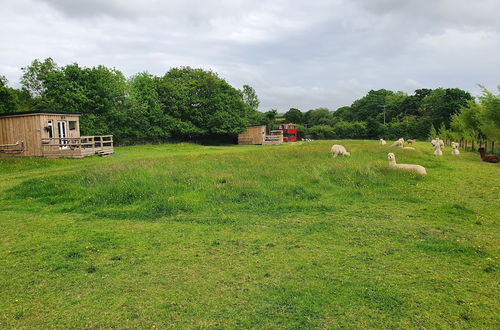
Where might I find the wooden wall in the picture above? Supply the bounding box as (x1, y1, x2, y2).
(238, 126, 266, 145)
(0, 113, 80, 157)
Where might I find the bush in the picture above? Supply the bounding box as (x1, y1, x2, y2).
(307, 125, 335, 139)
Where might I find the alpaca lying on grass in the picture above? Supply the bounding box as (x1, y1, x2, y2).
(380, 139, 387, 145)
(478, 147, 499, 163)
(391, 138, 404, 147)
(402, 146, 415, 150)
(331, 144, 350, 157)
(387, 153, 427, 175)
(451, 142, 460, 155)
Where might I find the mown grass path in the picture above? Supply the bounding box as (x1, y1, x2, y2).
(0, 141, 498, 328)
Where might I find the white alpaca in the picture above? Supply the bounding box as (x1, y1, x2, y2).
(434, 143, 443, 156)
(380, 139, 387, 145)
(402, 146, 415, 150)
(451, 142, 460, 155)
(387, 153, 427, 175)
(431, 138, 443, 148)
(331, 144, 350, 157)
(391, 138, 404, 147)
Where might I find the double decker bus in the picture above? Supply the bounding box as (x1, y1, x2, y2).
(278, 123, 297, 142)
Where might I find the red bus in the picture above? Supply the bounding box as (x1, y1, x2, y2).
(278, 123, 298, 142)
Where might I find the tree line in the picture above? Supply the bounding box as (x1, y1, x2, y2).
(0, 58, 263, 144)
(281, 86, 498, 150)
(1, 58, 498, 147)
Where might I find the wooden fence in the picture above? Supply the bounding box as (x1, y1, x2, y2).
(41, 135, 113, 158)
(0, 141, 24, 154)
(442, 138, 498, 153)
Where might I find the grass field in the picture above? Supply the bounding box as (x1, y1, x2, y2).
(0, 140, 499, 328)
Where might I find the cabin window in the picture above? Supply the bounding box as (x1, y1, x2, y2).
(47, 120, 53, 138)
(69, 121, 77, 131)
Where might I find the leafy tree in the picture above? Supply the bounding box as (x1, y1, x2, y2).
(156, 67, 251, 138)
(477, 86, 500, 141)
(0, 76, 18, 114)
(349, 89, 393, 122)
(262, 109, 278, 126)
(284, 108, 304, 124)
(419, 88, 473, 128)
(241, 85, 260, 112)
(399, 89, 432, 117)
(428, 124, 437, 139)
(365, 117, 382, 139)
(384, 91, 408, 122)
(304, 107, 334, 127)
(332, 106, 353, 121)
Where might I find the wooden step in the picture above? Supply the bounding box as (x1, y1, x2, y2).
(95, 149, 113, 157)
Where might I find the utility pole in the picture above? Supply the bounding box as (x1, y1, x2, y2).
(380, 105, 387, 124)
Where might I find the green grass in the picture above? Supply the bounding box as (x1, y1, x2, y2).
(0, 141, 498, 328)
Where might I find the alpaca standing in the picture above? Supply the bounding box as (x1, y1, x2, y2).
(407, 139, 416, 145)
(387, 153, 427, 175)
(434, 143, 443, 156)
(331, 144, 350, 157)
(451, 142, 460, 155)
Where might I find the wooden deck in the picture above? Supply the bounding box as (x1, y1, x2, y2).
(41, 135, 114, 158)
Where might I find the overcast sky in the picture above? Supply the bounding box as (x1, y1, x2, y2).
(1, 0, 499, 111)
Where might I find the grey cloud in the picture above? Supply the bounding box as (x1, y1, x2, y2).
(1, 0, 499, 111)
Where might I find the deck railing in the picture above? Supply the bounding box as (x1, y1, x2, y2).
(41, 135, 113, 156)
(0, 141, 24, 154)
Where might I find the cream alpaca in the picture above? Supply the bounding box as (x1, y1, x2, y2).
(391, 138, 404, 147)
(434, 143, 443, 156)
(387, 153, 427, 175)
(380, 139, 387, 145)
(451, 142, 460, 155)
(431, 138, 443, 148)
(331, 144, 350, 157)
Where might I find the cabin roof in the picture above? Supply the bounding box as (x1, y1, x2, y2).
(0, 111, 80, 118)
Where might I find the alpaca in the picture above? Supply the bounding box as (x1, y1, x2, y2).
(387, 153, 427, 175)
(402, 146, 415, 150)
(391, 138, 404, 147)
(407, 139, 416, 145)
(434, 143, 443, 156)
(431, 138, 444, 148)
(380, 139, 387, 145)
(451, 142, 460, 155)
(478, 147, 499, 163)
(331, 144, 350, 157)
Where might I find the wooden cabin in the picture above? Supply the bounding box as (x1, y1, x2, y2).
(0, 112, 113, 158)
(238, 125, 283, 145)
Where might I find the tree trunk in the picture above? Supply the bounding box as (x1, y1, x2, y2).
(492, 141, 495, 154)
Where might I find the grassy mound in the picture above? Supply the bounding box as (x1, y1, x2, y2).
(0, 141, 498, 328)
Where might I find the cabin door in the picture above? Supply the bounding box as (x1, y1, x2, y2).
(57, 121, 68, 149)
